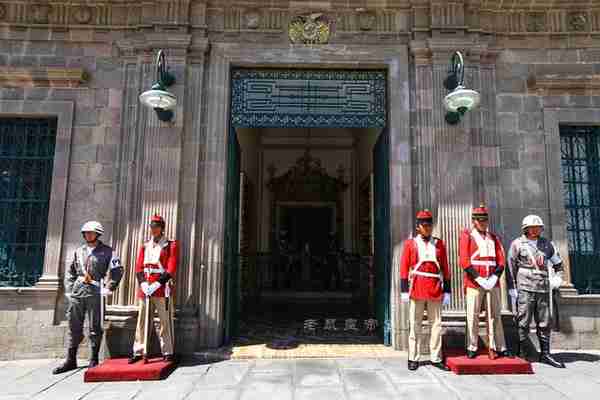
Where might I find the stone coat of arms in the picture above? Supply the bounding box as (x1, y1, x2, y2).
(289, 13, 331, 44)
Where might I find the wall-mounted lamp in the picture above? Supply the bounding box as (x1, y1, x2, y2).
(443, 51, 480, 125)
(139, 50, 177, 122)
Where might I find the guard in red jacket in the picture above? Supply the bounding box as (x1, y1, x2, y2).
(400, 209, 451, 371)
(459, 204, 512, 359)
(128, 214, 179, 363)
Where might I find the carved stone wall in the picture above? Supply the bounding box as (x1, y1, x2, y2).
(0, 0, 600, 359)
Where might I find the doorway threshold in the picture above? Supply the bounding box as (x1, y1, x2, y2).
(203, 343, 405, 360)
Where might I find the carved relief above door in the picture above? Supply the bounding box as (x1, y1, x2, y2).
(266, 149, 348, 250)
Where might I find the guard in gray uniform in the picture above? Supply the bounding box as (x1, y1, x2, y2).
(507, 215, 565, 368)
(53, 221, 124, 374)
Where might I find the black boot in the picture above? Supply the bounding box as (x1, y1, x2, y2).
(539, 338, 565, 368)
(407, 360, 419, 371)
(88, 345, 100, 368)
(497, 349, 515, 358)
(53, 348, 78, 374)
(128, 354, 143, 364)
(431, 361, 450, 371)
(466, 350, 477, 359)
(517, 339, 529, 359)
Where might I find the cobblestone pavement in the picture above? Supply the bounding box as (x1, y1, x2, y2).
(1, 351, 600, 400)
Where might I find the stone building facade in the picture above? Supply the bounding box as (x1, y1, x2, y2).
(1, 0, 600, 360)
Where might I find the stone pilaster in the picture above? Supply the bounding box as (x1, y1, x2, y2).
(173, 43, 209, 352)
(110, 53, 144, 308)
(195, 46, 230, 348)
(410, 39, 499, 313)
(110, 40, 190, 301)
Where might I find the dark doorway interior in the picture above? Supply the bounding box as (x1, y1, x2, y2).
(284, 206, 331, 258)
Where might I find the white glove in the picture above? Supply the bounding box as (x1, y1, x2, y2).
(475, 277, 488, 289)
(549, 273, 563, 289)
(486, 275, 499, 289)
(147, 281, 162, 296)
(509, 289, 518, 299)
(140, 282, 150, 296)
(101, 286, 111, 297)
(443, 293, 451, 306)
(400, 293, 410, 303)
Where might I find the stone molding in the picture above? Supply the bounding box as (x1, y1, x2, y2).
(0, 1, 597, 42)
(528, 74, 600, 95)
(542, 107, 600, 288)
(0, 67, 87, 88)
(0, 286, 59, 297)
(0, 100, 74, 292)
(409, 39, 494, 65)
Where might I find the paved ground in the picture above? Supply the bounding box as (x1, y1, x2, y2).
(2, 351, 600, 400)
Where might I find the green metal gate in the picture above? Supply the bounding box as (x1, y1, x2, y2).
(0, 118, 57, 287)
(560, 125, 600, 294)
(225, 68, 390, 343)
(223, 126, 241, 343)
(373, 127, 391, 345)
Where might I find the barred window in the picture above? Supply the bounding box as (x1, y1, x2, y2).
(0, 118, 57, 287)
(560, 125, 600, 294)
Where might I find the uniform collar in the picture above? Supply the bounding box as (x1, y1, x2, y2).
(522, 234, 540, 242)
(472, 228, 489, 237)
(82, 240, 102, 251)
(148, 236, 169, 248)
(417, 234, 432, 242)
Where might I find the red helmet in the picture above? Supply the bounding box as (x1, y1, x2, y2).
(150, 214, 165, 228)
(416, 209, 433, 224)
(472, 204, 489, 220)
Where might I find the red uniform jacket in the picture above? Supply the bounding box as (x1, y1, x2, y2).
(459, 229, 505, 290)
(136, 237, 178, 299)
(399, 235, 451, 301)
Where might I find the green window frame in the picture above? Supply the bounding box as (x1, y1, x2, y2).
(559, 125, 600, 294)
(0, 117, 57, 287)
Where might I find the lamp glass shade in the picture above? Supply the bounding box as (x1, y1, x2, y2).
(139, 89, 177, 110)
(443, 87, 480, 113)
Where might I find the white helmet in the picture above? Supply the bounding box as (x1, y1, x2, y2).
(81, 221, 104, 235)
(522, 215, 544, 231)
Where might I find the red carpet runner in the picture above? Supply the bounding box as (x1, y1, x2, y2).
(84, 358, 177, 382)
(445, 350, 533, 375)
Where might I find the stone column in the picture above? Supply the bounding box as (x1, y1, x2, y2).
(411, 40, 491, 313)
(389, 46, 413, 350)
(410, 40, 510, 318)
(195, 47, 230, 348)
(471, 51, 510, 312)
(111, 36, 192, 306)
(174, 42, 209, 353)
(109, 50, 145, 308)
(105, 38, 191, 355)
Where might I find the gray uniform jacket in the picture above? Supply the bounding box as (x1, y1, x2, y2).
(507, 236, 563, 293)
(65, 241, 124, 298)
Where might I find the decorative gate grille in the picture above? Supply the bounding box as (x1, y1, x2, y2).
(0, 118, 57, 287)
(559, 125, 600, 293)
(231, 69, 386, 128)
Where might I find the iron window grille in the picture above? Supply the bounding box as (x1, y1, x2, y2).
(0, 118, 57, 287)
(559, 125, 600, 294)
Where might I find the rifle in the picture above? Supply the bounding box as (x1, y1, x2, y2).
(100, 278, 105, 328)
(486, 290, 498, 360)
(548, 265, 561, 332)
(143, 294, 151, 364)
(167, 280, 175, 357)
(550, 286, 561, 332)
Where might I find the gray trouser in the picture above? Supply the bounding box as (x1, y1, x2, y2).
(517, 290, 550, 342)
(66, 295, 102, 350)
